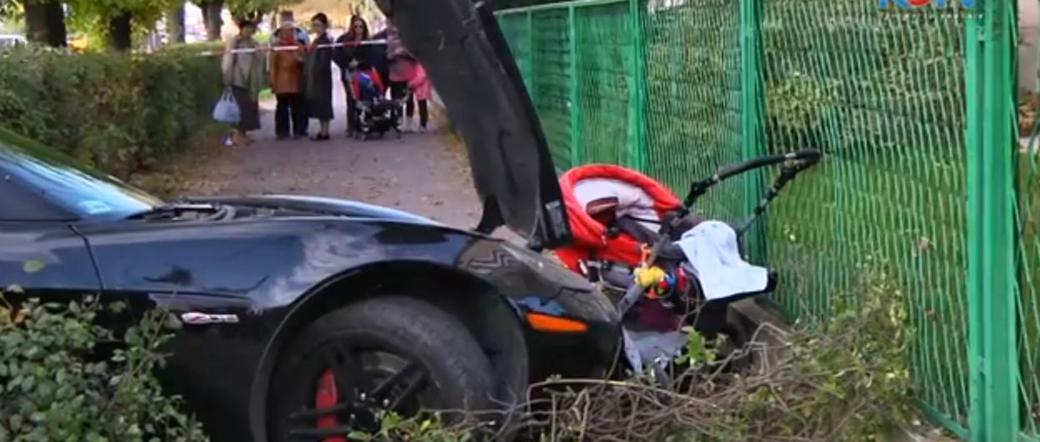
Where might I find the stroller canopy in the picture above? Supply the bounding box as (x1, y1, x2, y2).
(556, 164, 682, 270)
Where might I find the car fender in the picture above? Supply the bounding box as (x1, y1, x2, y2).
(76, 216, 611, 442)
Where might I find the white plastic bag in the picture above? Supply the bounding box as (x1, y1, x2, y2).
(212, 88, 240, 124)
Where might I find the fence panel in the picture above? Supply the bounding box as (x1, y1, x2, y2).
(760, 0, 970, 432)
(1019, 142, 1040, 439)
(496, 0, 1037, 438)
(572, 1, 635, 166)
(642, 0, 744, 222)
(1015, 163, 1040, 433)
(498, 12, 533, 92)
(1016, 0, 1040, 435)
(531, 9, 574, 169)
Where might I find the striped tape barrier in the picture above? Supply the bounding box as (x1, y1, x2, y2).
(196, 38, 389, 56)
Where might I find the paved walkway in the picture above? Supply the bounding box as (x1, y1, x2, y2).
(180, 77, 485, 229)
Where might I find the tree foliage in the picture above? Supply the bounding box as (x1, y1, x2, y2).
(67, 0, 181, 27)
(0, 0, 20, 20)
(62, 0, 181, 49)
(227, 0, 302, 23)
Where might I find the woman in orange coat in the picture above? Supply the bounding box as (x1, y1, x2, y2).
(269, 21, 307, 140)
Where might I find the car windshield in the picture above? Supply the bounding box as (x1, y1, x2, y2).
(0, 128, 161, 220)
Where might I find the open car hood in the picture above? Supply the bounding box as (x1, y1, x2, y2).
(378, 0, 571, 248)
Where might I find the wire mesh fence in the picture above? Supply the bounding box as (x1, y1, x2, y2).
(643, 0, 744, 223)
(760, 0, 971, 432)
(1017, 0, 1040, 434)
(1019, 146, 1040, 437)
(497, 0, 1034, 439)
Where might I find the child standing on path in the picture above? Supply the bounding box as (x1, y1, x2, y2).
(384, 25, 431, 132)
(394, 53, 431, 132)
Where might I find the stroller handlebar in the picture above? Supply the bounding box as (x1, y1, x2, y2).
(682, 148, 821, 208)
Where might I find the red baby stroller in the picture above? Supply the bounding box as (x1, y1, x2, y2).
(555, 164, 684, 273)
(553, 150, 821, 378)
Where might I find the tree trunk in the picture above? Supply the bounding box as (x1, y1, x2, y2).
(107, 11, 132, 51)
(24, 0, 67, 47)
(167, 3, 186, 44)
(200, 1, 224, 41)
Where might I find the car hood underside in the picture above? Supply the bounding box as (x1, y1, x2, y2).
(376, 0, 572, 249)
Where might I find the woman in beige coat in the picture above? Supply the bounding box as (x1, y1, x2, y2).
(222, 20, 266, 146)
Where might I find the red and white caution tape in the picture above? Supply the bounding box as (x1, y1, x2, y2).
(195, 38, 388, 56)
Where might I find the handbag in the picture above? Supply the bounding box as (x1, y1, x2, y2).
(212, 87, 241, 124)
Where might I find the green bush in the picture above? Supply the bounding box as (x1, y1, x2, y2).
(0, 286, 209, 441)
(0, 44, 223, 178)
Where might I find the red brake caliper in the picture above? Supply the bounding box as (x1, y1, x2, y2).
(315, 369, 348, 442)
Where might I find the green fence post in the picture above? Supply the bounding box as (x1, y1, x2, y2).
(740, 0, 766, 263)
(569, 5, 582, 168)
(627, 0, 648, 171)
(964, 10, 985, 441)
(966, 0, 1019, 439)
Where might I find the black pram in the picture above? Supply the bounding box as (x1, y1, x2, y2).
(351, 69, 401, 140)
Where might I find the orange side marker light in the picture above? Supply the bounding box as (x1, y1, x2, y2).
(526, 313, 589, 333)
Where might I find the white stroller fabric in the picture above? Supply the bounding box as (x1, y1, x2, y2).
(572, 177, 661, 231)
(675, 221, 769, 301)
(622, 328, 686, 376)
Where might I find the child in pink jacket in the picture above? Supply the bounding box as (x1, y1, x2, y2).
(389, 48, 432, 131)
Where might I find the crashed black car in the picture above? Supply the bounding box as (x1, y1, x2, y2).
(0, 2, 618, 441)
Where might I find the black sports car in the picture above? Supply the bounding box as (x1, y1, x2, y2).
(0, 2, 619, 441)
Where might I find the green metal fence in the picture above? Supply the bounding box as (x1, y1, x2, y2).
(497, 0, 1035, 440)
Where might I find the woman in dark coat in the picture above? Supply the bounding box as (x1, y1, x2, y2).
(334, 15, 370, 136)
(305, 13, 334, 141)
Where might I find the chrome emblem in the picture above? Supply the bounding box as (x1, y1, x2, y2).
(180, 312, 240, 325)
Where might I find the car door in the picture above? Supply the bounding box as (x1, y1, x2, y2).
(0, 172, 101, 299)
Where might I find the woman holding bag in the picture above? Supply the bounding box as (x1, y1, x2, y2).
(221, 19, 265, 147)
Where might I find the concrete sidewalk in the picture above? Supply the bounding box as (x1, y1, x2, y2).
(179, 72, 484, 230)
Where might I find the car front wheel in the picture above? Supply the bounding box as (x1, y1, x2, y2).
(270, 296, 497, 441)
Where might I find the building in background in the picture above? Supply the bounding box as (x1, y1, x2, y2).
(184, 3, 207, 43)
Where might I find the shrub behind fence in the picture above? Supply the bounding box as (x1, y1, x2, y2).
(498, 0, 1035, 439)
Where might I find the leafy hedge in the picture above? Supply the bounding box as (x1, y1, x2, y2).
(0, 288, 209, 441)
(0, 43, 224, 178)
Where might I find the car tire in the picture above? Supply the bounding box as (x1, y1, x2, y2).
(269, 296, 497, 441)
